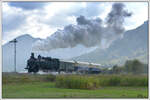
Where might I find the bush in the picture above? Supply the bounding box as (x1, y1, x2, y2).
(55, 75, 148, 89)
(2, 73, 56, 84)
(98, 75, 148, 87)
(55, 75, 100, 90)
(120, 76, 148, 86)
(98, 75, 121, 86)
(108, 76, 121, 86)
(42, 75, 56, 82)
(2, 73, 148, 87)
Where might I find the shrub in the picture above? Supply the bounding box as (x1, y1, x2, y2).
(108, 76, 121, 86)
(2, 73, 148, 87)
(55, 74, 148, 89)
(137, 94, 144, 98)
(120, 75, 148, 86)
(2, 73, 57, 84)
(98, 75, 121, 86)
(98, 75, 148, 87)
(43, 75, 56, 82)
(55, 75, 100, 90)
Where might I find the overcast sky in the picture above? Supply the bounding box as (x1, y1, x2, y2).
(2, 2, 148, 44)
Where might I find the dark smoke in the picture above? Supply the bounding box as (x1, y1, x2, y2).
(107, 3, 131, 33)
(32, 3, 132, 51)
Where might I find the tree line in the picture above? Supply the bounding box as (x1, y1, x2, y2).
(101, 59, 148, 74)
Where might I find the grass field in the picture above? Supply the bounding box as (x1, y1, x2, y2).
(2, 73, 148, 98)
(2, 82, 148, 98)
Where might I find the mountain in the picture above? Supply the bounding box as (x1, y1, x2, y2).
(2, 34, 39, 72)
(2, 21, 148, 72)
(72, 21, 148, 67)
(2, 34, 96, 72)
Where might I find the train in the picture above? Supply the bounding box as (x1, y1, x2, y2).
(25, 53, 101, 74)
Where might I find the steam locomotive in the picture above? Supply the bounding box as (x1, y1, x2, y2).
(25, 53, 101, 74)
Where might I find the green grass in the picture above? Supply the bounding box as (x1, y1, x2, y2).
(2, 82, 148, 98)
(2, 73, 148, 98)
(55, 74, 148, 89)
(55, 75, 100, 89)
(2, 72, 56, 84)
(97, 74, 148, 86)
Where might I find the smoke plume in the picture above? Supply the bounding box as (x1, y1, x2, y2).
(32, 3, 131, 51)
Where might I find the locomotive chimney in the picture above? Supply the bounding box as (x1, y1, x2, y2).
(31, 52, 35, 59)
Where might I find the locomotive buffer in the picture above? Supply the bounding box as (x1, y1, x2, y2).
(9, 39, 18, 72)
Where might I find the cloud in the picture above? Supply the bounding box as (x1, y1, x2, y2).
(32, 3, 132, 51)
(123, 2, 148, 30)
(8, 2, 47, 10)
(2, 2, 148, 45)
(2, 11, 26, 33)
(67, 2, 104, 17)
(41, 2, 107, 28)
(2, 3, 28, 44)
(2, 3, 52, 44)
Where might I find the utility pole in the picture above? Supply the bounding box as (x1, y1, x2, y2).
(9, 39, 18, 73)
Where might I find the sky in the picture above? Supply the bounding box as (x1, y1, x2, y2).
(2, 2, 148, 44)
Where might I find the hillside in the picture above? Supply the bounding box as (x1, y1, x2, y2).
(2, 34, 39, 72)
(72, 21, 148, 66)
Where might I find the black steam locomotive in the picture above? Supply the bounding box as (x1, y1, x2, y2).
(25, 53, 101, 74)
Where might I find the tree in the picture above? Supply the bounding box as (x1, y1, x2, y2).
(112, 65, 123, 74)
(132, 59, 144, 74)
(124, 60, 133, 73)
(124, 59, 144, 74)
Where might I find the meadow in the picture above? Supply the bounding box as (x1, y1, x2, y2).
(2, 72, 148, 98)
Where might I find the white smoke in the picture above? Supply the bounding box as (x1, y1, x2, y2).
(32, 3, 132, 51)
